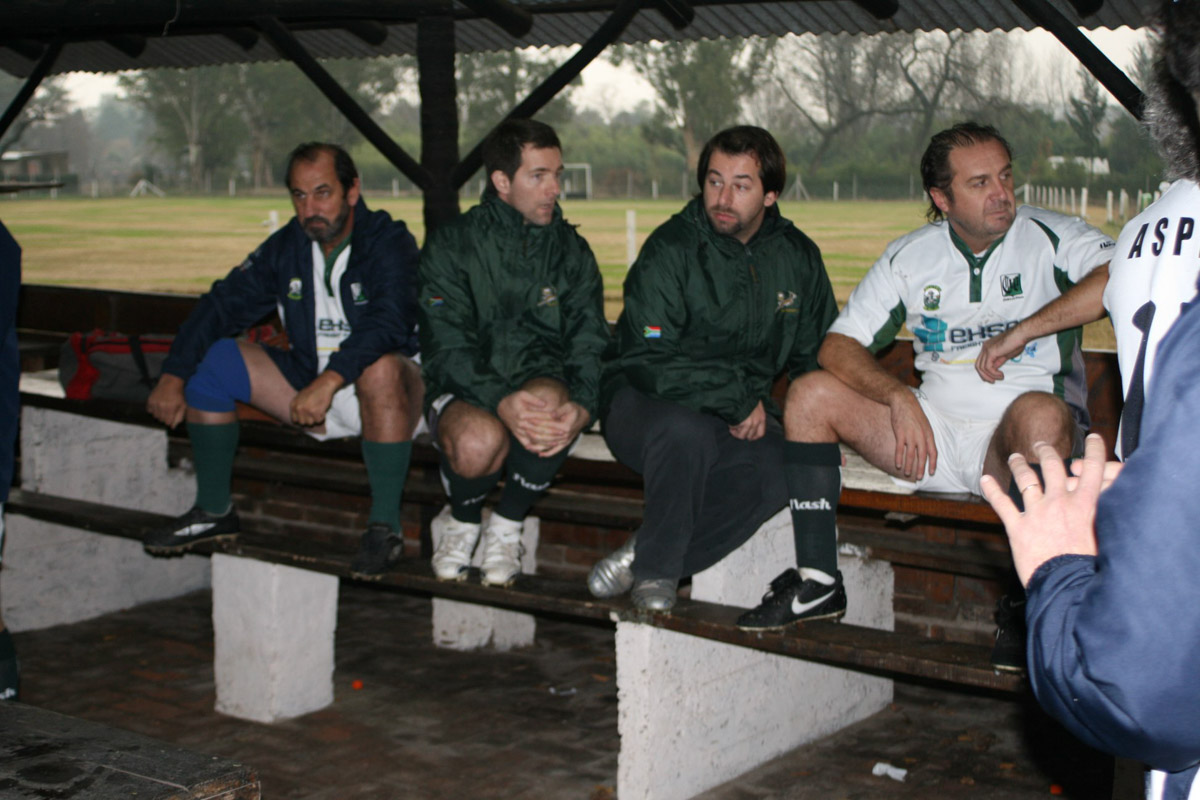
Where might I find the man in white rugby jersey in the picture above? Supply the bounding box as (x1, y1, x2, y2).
(736, 123, 1114, 676)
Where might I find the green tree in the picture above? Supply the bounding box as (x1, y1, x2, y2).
(0, 75, 70, 157)
(611, 38, 772, 170)
(1067, 66, 1108, 165)
(456, 49, 577, 152)
(230, 57, 404, 189)
(769, 33, 902, 173)
(119, 66, 242, 191)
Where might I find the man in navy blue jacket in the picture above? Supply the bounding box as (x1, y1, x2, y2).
(144, 143, 422, 578)
(0, 218, 21, 699)
(983, 4, 1200, 796)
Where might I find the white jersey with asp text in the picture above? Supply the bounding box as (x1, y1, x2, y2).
(829, 205, 1114, 423)
(1103, 179, 1200, 459)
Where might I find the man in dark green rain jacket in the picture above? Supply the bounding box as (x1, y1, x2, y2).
(589, 126, 838, 611)
(419, 119, 609, 587)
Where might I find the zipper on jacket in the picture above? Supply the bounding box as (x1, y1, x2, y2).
(747, 254, 760, 354)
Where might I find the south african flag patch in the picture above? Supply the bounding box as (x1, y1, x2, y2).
(643, 326, 662, 339)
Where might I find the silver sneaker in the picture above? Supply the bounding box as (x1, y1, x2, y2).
(431, 515, 481, 581)
(587, 534, 637, 598)
(480, 515, 524, 587)
(631, 578, 678, 611)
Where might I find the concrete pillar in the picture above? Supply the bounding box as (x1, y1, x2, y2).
(4, 407, 209, 631)
(430, 506, 539, 651)
(211, 553, 338, 723)
(616, 510, 893, 800)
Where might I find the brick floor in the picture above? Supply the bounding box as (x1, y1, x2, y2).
(12, 585, 1114, 799)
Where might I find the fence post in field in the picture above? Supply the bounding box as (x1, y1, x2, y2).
(626, 209, 637, 270)
(1119, 188, 1128, 220)
(229, 178, 236, 198)
(1107, 190, 1114, 223)
(833, 181, 839, 202)
(1080, 187, 1088, 219)
(392, 178, 399, 197)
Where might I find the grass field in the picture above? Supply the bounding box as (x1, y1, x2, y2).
(1, 193, 1119, 348)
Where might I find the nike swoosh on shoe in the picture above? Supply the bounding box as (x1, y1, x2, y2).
(175, 522, 216, 537)
(791, 588, 834, 616)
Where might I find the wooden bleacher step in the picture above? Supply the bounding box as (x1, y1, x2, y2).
(5, 488, 1024, 694)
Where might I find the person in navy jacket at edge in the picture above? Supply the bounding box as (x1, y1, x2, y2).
(982, 4, 1200, 797)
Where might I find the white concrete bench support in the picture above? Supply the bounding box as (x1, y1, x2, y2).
(430, 506, 540, 651)
(211, 553, 338, 723)
(616, 509, 894, 800)
(3, 406, 209, 632)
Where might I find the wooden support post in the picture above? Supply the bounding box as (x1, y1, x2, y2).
(418, 11, 461, 234)
(451, 0, 642, 189)
(1010, 0, 1144, 119)
(0, 40, 62, 142)
(255, 15, 429, 191)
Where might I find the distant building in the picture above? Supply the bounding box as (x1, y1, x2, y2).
(0, 150, 69, 180)
(1046, 155, 1111, 176)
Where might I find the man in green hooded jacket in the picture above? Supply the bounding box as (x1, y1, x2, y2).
(419, 119, 609, 587)
(589, 126, 838, 611)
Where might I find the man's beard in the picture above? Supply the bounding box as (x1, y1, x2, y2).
(302, 203, 351, 244)
(707, 205, 744, 237)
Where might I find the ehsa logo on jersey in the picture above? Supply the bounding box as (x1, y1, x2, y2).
(287, 278, 303, 300)
(1001, 273, 1024, 300)
(923, 285, 941, 311)
(537, 286, 559, 307)
(776, 291, 798, 313)
(351, 282, 368, 304)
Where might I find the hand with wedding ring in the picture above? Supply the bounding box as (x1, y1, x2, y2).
(980, 433, 1121, 587)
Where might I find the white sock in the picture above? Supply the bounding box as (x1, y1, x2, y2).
(798, 566, 836, 585)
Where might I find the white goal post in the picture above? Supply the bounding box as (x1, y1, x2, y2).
(562, 162, 592, 200)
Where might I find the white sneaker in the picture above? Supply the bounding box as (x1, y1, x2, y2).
(431, 515, 481, 581)
(480, 514, 525, 586)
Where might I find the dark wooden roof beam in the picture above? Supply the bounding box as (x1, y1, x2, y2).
(0, 40, 62, 141)
(254, 15, 431, 189)
(222, 28, 260, 50)
(652, 0, 694, 30)
(342, 20, 388, 46)
(850, 0, 899, 20)
(452, 0, 642, 187)
(2, 40, 47, 62)
(1010, 0, 1143, 119)
(105, 34, 147, 59)
(457, 0, 534, 38)
(1067, 0, 1104, 16)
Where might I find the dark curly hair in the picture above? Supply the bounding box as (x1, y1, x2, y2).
(1144, 0, 1200, 181)
(482, 119, 562, 192)
(696, 126, 786, 196)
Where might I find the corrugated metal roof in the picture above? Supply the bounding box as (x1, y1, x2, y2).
(0, 0, 1158, 78)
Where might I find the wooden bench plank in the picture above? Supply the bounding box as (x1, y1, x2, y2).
(615, 603, 1022, 693)
(5, 488, 1024, 694)
(0, 702, 259, 799)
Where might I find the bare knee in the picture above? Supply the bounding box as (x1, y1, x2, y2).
(355, 354, 423, 440)
(994, 392, 1076, 461)
(439, 405, 509, 477)
(783, 370, 851, 440)
(355, 354, 404, 403)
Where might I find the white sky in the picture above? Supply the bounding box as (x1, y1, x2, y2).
(59, 26, 1148, 114)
